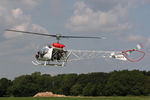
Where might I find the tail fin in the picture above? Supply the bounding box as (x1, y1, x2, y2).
(135, 43, 143, 50)
(126, 43, 143, 55)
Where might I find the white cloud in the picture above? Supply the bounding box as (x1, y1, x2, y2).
(0, 40, 36, 57)
(0, 0, 37, 10)
(4, 23, 49, 39)
(66, 1, 132, 33)
(12, 8, 23, 18)
(0, 0, 49, 58)
(147, 38, 150, 45)
(84, 0, 150, 10)
(20, 0, 38, 9)
(128, 34, 146, 41)
(120, 34, 150, 47)
(0, 4, 30, 28)
(31, 24, 49, 34)
(0, 0, 49, 39)
(3, 23, 28, 38)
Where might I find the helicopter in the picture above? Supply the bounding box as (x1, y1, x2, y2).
(5, 29, 145, 66)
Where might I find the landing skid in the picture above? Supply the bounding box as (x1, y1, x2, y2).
(32, 60, 65, 66)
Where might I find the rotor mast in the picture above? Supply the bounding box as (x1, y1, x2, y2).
(56, 34, 61, 43)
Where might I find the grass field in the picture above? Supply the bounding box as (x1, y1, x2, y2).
(0, 97, 149, 100)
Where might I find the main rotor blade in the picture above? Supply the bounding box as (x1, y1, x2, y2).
(61, 36, 103, 39)
(5, 29, 103, 39)
(5, 29, 56, 37)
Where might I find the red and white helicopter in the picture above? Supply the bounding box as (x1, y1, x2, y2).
(6, 29, 145, 66)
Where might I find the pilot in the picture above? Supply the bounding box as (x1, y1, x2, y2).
(48, 45, 51, 48)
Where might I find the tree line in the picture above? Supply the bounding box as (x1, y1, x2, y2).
(0, 70, 150, 97)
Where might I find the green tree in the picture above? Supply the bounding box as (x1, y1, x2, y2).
(70, 83, 83, 96)
(82, 83, 96, 96)
(36, 74, 52, 92)
(61, 74, 78, 95)
(0, 78, 12, 97)
(96, 84, 104, 96)
(10, 75, 40, 97)
(104, 70, 147, 96)
(1, 70, 149, 97)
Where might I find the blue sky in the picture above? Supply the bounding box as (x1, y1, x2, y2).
(0, 0, 150, 79)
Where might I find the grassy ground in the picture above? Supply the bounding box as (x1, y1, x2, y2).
(0, 97, 149, 100)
